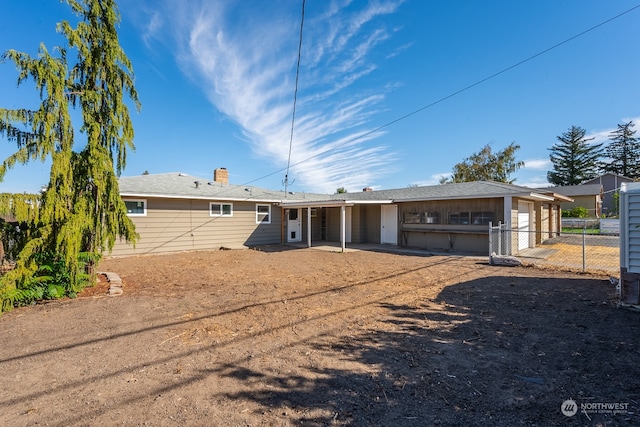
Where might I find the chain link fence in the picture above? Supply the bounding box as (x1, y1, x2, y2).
(490, 220, 619, 275)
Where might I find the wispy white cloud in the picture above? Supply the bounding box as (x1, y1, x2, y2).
(623, 116, 640, 126)
(137, 0, 406, 193)
(142, 11, 162, 48)
(411, 173, 450, 187)
(518, 177, 551, 189)
(587, 117, 640, 145)
(587, 128, 612, 145)
(522, 158, 551, 170)
(386, 41, 414, 59)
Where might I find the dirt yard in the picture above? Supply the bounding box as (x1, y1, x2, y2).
(0, 246, 638, 426)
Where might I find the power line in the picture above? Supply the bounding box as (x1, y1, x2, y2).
(284, 0, 306, 197)
(242, 3, 640, 188)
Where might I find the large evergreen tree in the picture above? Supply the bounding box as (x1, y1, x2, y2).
(0, 0, 139, 310)
(445, 142, 524, 184)
(603, 121, 640, 178)
(547, 125, 603, 186)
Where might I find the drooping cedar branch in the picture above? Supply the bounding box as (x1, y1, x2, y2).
(0, 0, 139, 299)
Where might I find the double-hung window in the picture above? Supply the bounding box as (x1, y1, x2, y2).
(256, 204, 271, 224)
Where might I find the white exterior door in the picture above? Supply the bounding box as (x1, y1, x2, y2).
(287, 209, 302, 242)
(381, 205, 398, 245)
(345, 207, 352, 243)
(517, 201, 531, 250)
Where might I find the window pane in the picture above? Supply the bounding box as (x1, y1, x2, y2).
(125, 200, 144, 214)
(211, 203, 232, 216)
(404, 212, 421, 224)
(449, 212, 470, 225)
(257, 205, 270, 224)
(471, 212, 493, 225)
(424, 212, 439, 224)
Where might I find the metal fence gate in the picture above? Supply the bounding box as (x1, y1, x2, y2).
(488, 221, 619, 275)
(489, 222, 511, 256)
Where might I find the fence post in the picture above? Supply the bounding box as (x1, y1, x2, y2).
(502, 222, 513, 255)
(488, 222, 493, 262)
(582, 220, 586, 273)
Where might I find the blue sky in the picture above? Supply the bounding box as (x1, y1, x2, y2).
(1, 0, 639, 194)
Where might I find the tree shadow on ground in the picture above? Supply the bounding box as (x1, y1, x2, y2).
(219, 275, 640, 426)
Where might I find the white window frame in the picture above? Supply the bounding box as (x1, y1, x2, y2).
(124, 199, 147, 216)
(210, 202, 233, 217)
(256, 204, 271, 224)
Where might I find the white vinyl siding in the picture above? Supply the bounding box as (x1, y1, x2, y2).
(625, 194, 640, 273)
(111, 198, 281, 256)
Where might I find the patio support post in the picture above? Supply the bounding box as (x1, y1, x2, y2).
(504, 196, 513, 254)
(307, 207, 312, 248)
(341, 205, 346, 252)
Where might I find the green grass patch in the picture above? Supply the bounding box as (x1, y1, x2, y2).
(561, 228, 601, 235)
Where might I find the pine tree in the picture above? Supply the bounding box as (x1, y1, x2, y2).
(603, 121, 640, 178)
(445, 142, 524, 184)
(0, 0, 139, 308)
(547, 125, 603, 186)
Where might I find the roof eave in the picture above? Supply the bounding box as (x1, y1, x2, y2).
(120, 192, 284, 203)
(395, 191, 561, 203)
(546, 193, 574, 202)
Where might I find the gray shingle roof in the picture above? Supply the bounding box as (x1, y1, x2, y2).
(119, 174, 558, 204)
(540, 184, 602, 197)
(118, 172, 327, 202)
(328, 181, 551, 202)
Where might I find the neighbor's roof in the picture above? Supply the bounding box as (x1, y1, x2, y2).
(582, 173, 634, 183)
(542, 184, 603, 197)
(118, 172, 327, 202)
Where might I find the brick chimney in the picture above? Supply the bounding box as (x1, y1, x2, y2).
(363, 187, 373, 192)
(214, 168, 228, 184)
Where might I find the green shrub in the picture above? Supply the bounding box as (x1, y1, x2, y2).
(562, 206, 590, 218)
(1, 251, 97, 312)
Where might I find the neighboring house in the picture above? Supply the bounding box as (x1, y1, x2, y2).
(582, 173, 634, 216)
(542, 184, 603, 217)
(110, 172, 569, 257)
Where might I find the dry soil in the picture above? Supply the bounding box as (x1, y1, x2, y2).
(0, 246, 638, 426)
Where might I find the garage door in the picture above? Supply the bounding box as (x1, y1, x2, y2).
(517, 201, 531, 251)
